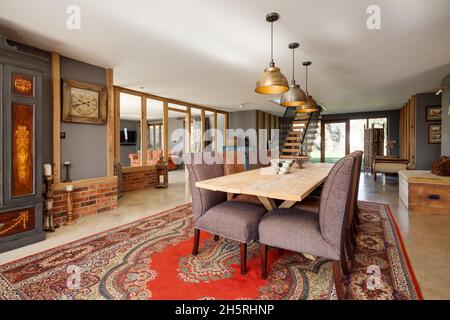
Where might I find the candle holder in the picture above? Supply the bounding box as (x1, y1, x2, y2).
(64, 186, 76, 226)
(63, 162, 72, 183)
(43, 175, 59, 232)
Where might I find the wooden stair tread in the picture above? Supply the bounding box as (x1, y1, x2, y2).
(282, 149, 301, 153)
(280, 155, 311, 160)
(284, 142, 301, 146)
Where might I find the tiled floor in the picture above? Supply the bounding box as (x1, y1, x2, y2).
(1, 169, 449, 299)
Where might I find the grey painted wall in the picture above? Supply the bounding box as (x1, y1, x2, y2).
(442, 73, 450, 156)
(415, 92, 442, 170)
(120, 120, 140, 167)
(60, 56, 107, 180)
(228, 110, 257, 131)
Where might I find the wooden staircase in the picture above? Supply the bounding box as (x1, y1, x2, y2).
(280, 108, 321, 161)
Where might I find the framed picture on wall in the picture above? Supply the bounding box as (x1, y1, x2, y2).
(62, 79, 107, 124)
(428, 124, 441, 144)
(426, 105, 442, 121)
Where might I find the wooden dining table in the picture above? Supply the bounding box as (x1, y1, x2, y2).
(195, 162, 334, 211)
(195, 162, 333, 261)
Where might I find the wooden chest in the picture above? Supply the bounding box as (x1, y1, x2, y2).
(399, 170, 450, 215)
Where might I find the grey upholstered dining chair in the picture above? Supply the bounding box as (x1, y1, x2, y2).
(293, 151, 364, 270)
(258, 155, 356, 299)
(184, 152, 267, 275)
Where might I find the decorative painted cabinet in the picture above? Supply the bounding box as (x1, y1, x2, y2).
(0, 35, 46, 252)
(364, 128, 385, 171)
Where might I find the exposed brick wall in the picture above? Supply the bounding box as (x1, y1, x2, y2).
(51, 181, 118, 224)
(122, 167, 157, 192)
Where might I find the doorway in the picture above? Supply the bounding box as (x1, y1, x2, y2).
(321, 121, 348, 163)
(320, 117, 388, 165)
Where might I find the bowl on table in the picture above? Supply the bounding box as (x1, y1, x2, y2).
(270, 159, 294, 174)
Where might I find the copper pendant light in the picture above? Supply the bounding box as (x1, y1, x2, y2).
(280, 42, 307, 107)
(255, 12, 289, 95)
(297, 61, 319, 113)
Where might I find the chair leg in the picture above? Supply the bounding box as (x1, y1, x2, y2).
(332, 260, 346, 300)
(192, 229, 200, 256)
(354, 207, 361, 225)
(214, 235, 219, 241)
(340, 244, 352, 276)
(345, 233, 354, 272)
(350, 221, 357, 246)
(240, 243, 247, 275)
(260, 244, 268, 279)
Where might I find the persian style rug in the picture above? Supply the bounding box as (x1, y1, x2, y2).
(0, 202, 422, 300)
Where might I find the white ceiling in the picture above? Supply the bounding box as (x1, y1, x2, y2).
(1, 0, 449, 115)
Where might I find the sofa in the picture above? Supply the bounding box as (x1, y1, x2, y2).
(129, 149, 163, 167)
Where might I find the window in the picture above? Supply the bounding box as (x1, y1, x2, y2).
(190, 108, 203, 153)
(147, 98, 164, 153)
(204, 111, 214, 151)
(216, 113, 226, 152)
(120, 93, 142, 167)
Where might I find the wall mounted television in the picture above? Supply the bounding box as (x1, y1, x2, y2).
(120, 129, 137, 145)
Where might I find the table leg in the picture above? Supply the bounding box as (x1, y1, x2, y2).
(279, 200, 297, 209)
(257, 196, 277, 211)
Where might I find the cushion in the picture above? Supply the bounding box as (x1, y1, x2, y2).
(432, 156, 450, 176)
(196, 201, 267, 243)
(258, 208, 339, 260)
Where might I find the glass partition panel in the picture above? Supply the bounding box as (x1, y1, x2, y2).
(204, 111, 214, 151)
(190, 108, 203, 153)
(216, 113, 225, 152)
(147, 98, 164, 163)
(120, 93, 142, 167)
(168, 109, 188, 168)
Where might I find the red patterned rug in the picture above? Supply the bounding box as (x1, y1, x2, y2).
(0, 201, 422, 300)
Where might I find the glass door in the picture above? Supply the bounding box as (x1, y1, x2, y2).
(322, 121, 347, 163)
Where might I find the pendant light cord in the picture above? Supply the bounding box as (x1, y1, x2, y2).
(270, 21, 274, 65)
(292, 48, 295, 83)
(305, 65, 309, 95)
